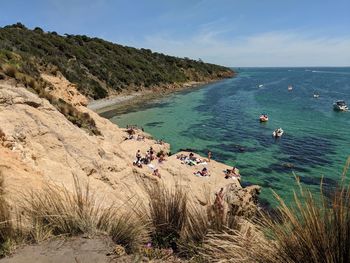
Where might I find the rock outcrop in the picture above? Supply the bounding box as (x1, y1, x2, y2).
(0, 76, 260, 216)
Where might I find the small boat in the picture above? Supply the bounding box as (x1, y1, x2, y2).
(333, 100, 348, 111)
(258, 84, 264, 88)
(313, 92, 320, 98)
(288, 85, 293, 91)
(273, 128, 284, 138)
(259, 114, 269, 122)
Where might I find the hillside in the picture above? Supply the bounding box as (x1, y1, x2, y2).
(0, 23, 234, 99)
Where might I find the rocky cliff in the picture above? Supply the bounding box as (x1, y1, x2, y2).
(0, 74, 259, 222)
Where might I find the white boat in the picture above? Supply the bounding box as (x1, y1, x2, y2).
(333, 100, 348, 111)
(288, 85, 293, 91)
(273, 128, 284, 138)
(258, 84, 264, 88)
(313, 93, 320, 98)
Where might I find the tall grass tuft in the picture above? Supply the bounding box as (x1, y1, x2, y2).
(21, 175, 148, 252)
(142, 183, 188, 250)
(201, 158, 350, 263)
(141, 182, 243, 259)
(22, 175, 100, 239)
(0, 172, 15, 257)
(108, 212, 149, 253)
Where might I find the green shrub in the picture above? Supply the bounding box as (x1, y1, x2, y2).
(0, 24, 233, 99)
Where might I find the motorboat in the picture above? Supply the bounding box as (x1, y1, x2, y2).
(259, 114, 269, 122)
(273, 128, 284, 138)
(333, 100, 348, 111)
(258, 84, 264, 88)
(288, 85, 293, 91)
(313, 92, 320, 98)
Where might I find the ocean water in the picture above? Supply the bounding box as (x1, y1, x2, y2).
(104, 68, 350, 207)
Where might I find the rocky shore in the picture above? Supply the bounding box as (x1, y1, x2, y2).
(0, 72, 259, 262)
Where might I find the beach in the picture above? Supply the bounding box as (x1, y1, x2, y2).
(87, 79, 234, 114)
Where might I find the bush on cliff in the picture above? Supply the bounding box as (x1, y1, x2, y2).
(0, 23, 233, 99)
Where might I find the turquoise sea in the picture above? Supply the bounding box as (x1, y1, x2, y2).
(103, 68, 350, 207)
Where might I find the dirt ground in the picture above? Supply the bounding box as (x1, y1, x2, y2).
(0, 236, 116, 263)
(0, 236, 187, 263)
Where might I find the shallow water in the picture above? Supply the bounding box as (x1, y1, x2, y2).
(105, 68, 350, 206)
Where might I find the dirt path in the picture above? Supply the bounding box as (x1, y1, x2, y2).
(0, 236, 116, 263)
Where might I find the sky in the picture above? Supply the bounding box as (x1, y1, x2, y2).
(1, 0, 350, 67)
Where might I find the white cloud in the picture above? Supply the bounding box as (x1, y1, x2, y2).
(142, 30, 350, 67)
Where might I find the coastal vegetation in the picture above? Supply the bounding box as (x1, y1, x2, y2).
(0, 23, 233, 99)
(0, 49, 101, 136)
(201, 160, 350, 263)
(1, 162, 350, 262)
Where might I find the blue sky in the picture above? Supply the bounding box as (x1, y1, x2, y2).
(1, 0, 349, 66)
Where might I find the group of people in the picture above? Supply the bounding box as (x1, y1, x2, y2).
(176, 152, 207, 166)
(133, 147, 167, 178)
(126, 124, 144, 132)
(176, 152, 211, 177)
(133, 147, 158, 167)
(125, 134, 145, 141)
(176, 151, 241, 179)
(124, 125, 146, 141)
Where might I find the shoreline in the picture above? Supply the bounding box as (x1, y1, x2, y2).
(87, 76, 234, 114)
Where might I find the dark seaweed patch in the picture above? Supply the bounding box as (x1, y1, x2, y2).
(264, 176, 281, 183)
(298, 175, 338, 187)
(144, 121, 164, 127)
(258, 180, 282, 190)
(257, 162, 310, 174)
(179, 148, 199, 153)
(257, 167, 274, 173)
(240, 181, 255, 187)
(214, 143, 259, 153)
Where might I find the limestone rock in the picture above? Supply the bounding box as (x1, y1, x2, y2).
(0, 77, 260, 214)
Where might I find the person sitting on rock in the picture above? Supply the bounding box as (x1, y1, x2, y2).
(201, 167, 209, 176)
(133, 150, 143, 168)
(153, 168, 161, 178)
(189, 152, 195, 161)
(225, 166, 240, 179)
(149, 146, 155, 160)
(158, 153, 166, 163)
(194, 167, 210, 177)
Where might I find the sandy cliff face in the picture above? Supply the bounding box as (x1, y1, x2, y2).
(0, 76, 259, 216)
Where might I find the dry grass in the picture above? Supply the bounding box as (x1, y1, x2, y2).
(0, 172, 15, 257)
(142, 182, 188, 250)
(201, 157, 350, 263)
(140, 182, 243, 260)
(2, 64, 17, 78)
(108, 212, 149, 253)
(18, 175, 148, 253)
(22, 175, 101, 239)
